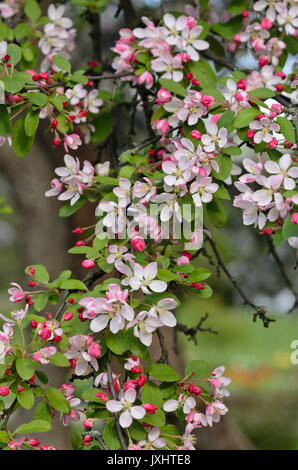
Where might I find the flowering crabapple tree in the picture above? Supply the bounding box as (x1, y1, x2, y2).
(0, 0, 297, 451)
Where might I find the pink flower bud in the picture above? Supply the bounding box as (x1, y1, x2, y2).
(177, 255, 190, 266)
(130, 366, 142, 374)
(83, 419, 94, 428)
(31, 320, 38, 329)
(258, 56, 268, 67)
(261, 18, 272, 29)
(137, 375, 146, 387)
(63, 312, 73, 321)
(40, 327, 52, 340)
(268, 138, 278, 149)
(247, 129, 255, 139)
(156, 88, 171, 105)
(190, 130, 202, 140)
(131, 236, 146, 252)
(89, 343, 101, 358)
(29, 438, 40, 447)
(237, 78, 247, 90)
(291, 213, 298, 225)
(0, 386, 10, 396)
(95, 391, 108, 402)
(143, 403, 158, 414)
(201, 94, 214, 107)
(82, 259, 95, 269)
(153, 119, 170, 135)
(17, 386, 24, 393)
(83, 435, 92, 446)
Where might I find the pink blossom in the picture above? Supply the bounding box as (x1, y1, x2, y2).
(106, 388, 146, 428)
(33, 346, 57, 365)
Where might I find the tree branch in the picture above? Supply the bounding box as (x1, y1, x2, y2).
(105, 356, 127, 450)
(176, 313, 218, 346)
(1, 398, 18, 431)
(207, 236, 275, 327)
(156, 329, 169, 364)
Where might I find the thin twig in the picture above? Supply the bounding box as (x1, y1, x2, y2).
(156, 329, 169, 364)
(207, 236, 275, 327)
(177, 313, 218, 346)
(54, 268, 104, 320)
(1, 398, 18, 431)
(105, 356, 127, 450)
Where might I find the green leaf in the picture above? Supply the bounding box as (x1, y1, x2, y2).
(0, 431, 9, 443)
(214, 183, 230, 200)
(142, 408, 165, 427)
(24, 109, 39, 137)
(59, 197, 87, 217)
(103, 421, 122, 450)
(34, 292, 50, 312)
(158, 78, 187, 97)
(16, 357, 35, 380)
(188, 59, 216, 89)
(97, 257, 114, 273)
(217, 111, 235, 129)
(148, 364, 181, 382)
(91, 113, 113, 143)
(227, 0, 250, 14)
(27, 91, 48, 107)
(141, 381, 163, 408)
(0, 104, 11, 137)
(282, 216, 298, 240)
(16, 383, 35, 410)
(70, 432, 83, 450)
(157, 269, 179, 282)
(81, 388, 107, 404)
(12, 117, 35, 157)
(49, 352, 70, 367)
(214, 154, 232, 181)
(185, 360, 208, 379)
(34, 401, 52, 422)
(24, 0, 41, 22)
(249, 88, 275, 99)
(224, 146, 242, 156)
(233, 108, 259, 128)
(276, 116, 295, 144)
(59, 279, 87, 291)
(207, 198, 227, 228)
(15, 419, 51, 434)
(25, 264, 49, 283)
(6, 44, 22, 66)
(46, 387, 71, 414)
(187, 268, 212, 282)
(211, 15, 243, 40)
(52, 54, 71, 72)
(106, 331, 129, 355)
(129, 421, 146, 441)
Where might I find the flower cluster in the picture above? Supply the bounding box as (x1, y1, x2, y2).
(234, 153, 298, 247)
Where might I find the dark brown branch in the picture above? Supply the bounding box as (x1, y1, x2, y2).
(105, 356, 127, 450)
(207, 236, 275, 327)
(1, 398, 18, 431)
(119, 0, 136, 27)
(177, 313, 218, 346)
(266, 237, 298, 313)
(156, 329, 169, 364)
